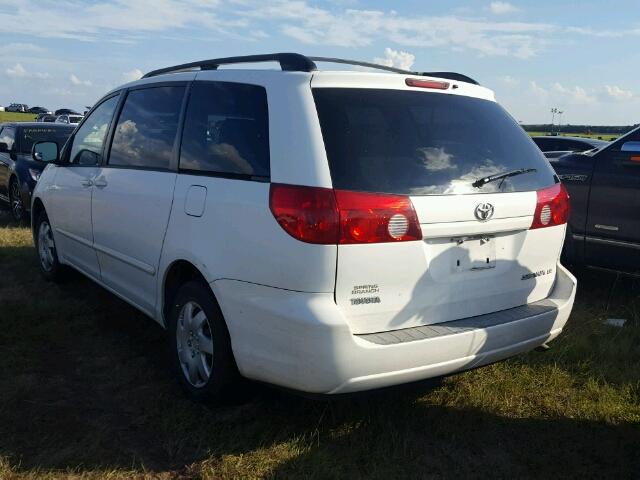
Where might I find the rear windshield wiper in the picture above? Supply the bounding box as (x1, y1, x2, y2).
(472, 168, 537, 188)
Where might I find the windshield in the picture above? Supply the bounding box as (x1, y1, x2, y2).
(20, 127, 74, 154)
(313, 88, 557, 195)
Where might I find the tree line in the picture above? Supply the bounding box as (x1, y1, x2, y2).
(522, 124, 638, 134)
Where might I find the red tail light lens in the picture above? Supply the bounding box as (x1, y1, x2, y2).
(405, 78, 450, 90)
(269, 184, 422, 244)
(334, 190, 422, 244)
(530, 183, 570, 229)
(269, 184, 339, 244)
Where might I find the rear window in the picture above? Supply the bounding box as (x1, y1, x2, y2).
(313, 89, 556, 195)
(20, 127, 74, 154)
(179, 81, 269, 179)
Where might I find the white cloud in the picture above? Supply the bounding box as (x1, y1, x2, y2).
(552, 82, 596, 104)
(489, 1, 519, 15)
(500, 75, 520, 86)
(604, 85, 634, 101)
(6, 63, 28, 77)
(70, 74, 92, 86)
(5, 43, 45, 54)
(5, 63, 50, 79)
(373, 48, 415, 70)
(122, 68, 143, 83)
(529, 80, 547, 98)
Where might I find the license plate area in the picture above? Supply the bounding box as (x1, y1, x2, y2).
(452, 235, 496, 272)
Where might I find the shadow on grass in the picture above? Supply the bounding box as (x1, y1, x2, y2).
(0, 219, 638, 477)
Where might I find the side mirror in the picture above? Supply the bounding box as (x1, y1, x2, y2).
(32, 141, 59, 163)
(621, 141, 640, 153)
(0, 142, 8, 153)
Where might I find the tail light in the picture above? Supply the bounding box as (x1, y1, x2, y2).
(405, 78, 449, 90)
(530, 183, 570, 229)
(269, 184, 422, 244)
(269, 184, 339, 244)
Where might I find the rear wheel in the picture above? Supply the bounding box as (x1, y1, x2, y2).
(35, 211, 66, 282)
(9, 178, 26, 223)
(168, 281, 239, 402)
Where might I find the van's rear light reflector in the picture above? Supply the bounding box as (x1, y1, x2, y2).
(530, 183, 570, 229)
(334, 190, 422, 244)
(269, 184, 422, 244)
(405, 78, 450, 90)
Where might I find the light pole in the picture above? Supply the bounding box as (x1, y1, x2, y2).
(557, 111, 564, 133)
(550, 108, 558, 134)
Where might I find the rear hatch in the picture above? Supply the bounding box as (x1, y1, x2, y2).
(312, 78, 568, 334)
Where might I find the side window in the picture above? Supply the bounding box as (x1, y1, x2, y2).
(69, 96, 119, 165)
(179, 82, 270, 178)
(109, 86, 185, 170)
(0, 127, 16, 151)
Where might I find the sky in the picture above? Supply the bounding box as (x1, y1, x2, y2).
(0, 0, 639, 125)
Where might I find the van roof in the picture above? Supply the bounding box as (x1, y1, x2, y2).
(141, 52, 480, 86)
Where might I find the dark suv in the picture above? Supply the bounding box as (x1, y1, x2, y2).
(552, 126, 640, 274)
(0, 122, 75, 221)
(5, 103, 29, 113)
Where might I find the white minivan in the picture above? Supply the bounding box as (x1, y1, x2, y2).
(31, 53, 576, 400)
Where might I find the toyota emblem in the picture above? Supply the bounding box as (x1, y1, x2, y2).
(474, 203, 495, 221)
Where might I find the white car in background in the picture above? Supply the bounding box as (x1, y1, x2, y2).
(29, 53, 576, 401)
(55, 114, 83, 125)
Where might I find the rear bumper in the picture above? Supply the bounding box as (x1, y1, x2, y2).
(213, 263, 577, 394)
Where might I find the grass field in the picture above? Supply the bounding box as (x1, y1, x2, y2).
(0, 112, 37, 123)
(0, 211, 638, 479)
(526, 131, 620, 141)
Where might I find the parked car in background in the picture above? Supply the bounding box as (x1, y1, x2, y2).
(55, 114, 83, 125)
(54, 108, 80, 116)
(28, 106, 52, 115)
(5, 103, 29, 113)
(36, 114, 57, 123)
(0, 123, 74, 221)
(552, 126, 640, 275)
(29, 53, 576, 401)
(532, 135, 609, 159)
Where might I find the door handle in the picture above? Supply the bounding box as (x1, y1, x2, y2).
(94, 179, 108, 188)
(81, 179, 93, 187)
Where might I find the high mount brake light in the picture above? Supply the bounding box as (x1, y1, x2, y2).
(269, 184, 422, 244)
(530, 183, 570, 229)
(405, 78, 450, 90)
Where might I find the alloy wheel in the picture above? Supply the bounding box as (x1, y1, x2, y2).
(10, 181, 23, 221)
(38, 220, 56, 272)
(176, 301, 214, 388)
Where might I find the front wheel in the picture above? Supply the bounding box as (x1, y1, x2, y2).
(35, 211, 66, 282)
(9, 179, 26, 223)
(168, 281, 239, 402)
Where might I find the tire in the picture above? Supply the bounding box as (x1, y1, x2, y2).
(9, 178, 27, 223)
(168, 281, 239, 402)
(34, 211, 66, 282)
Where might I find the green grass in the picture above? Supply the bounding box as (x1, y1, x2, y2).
(0, 211, 638, 479)
(527, 131, 619, 141)
(0, 112, 37, 123)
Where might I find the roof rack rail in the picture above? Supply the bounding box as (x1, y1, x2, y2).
(309, 57, 479, 85)
(142, 53, 479, 85)
(142, 53, 317, 78)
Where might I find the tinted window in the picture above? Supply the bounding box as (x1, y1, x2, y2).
(313, 89, 557, 195)
(109, 86, 185, 169)
(69, 96, 119, 165)
(0, 127, 15, 151)
(179, 82, 269, 178)
(532, 138, 552, 151)
(19, 126, 74, 154)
